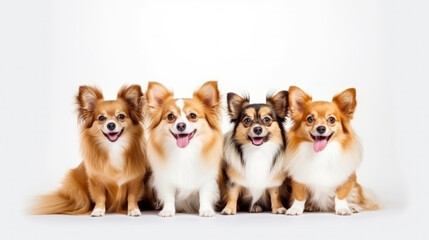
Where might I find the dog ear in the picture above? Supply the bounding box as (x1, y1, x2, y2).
(194, 81, 221, 109)
(146, 82, 173, 108)
(332, 88, 357, 119)
(76, 85, 103, 128)
(266, 90, 288, 120)
(227, 92, 249, 122)
(118, 85, 144, 124)
(194, 81, 222, 130)
(288, 86, 312, 121)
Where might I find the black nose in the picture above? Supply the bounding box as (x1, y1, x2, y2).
(176, 122, 186, 132)
(107, 122, 116, 131)
(317, 126, 326, 134)
(253, 126, 263, 135)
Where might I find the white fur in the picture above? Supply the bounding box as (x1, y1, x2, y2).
(286, 140, 362, 211)
(286, 199, 305, 215)
(128, 208, 142, 217)
(238, 142, 282, 204)
(335, 197, 352, 215)
(90, 208, 105, 217)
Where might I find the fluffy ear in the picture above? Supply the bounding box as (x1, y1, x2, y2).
(288, 86, 312, 121)
(118, 85, 144, 124)
(227, 92, 249, 121)
(76, 85, 103, 128)
(266, 90, 288, 120)
(145, 82, 173, 108)
(332, 88, 357, 119)
(194, 81, 222, 130)
(194, 81, 220, 108)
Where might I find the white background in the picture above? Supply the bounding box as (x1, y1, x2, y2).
(1, 0, 428, 239)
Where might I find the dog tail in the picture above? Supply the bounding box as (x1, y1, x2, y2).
(30, 163, 92, 215)
(361, 186, 380, 210)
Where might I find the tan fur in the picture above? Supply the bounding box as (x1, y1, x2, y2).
(32, 85, 148, 215)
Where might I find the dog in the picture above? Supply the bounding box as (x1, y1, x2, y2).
(32, 85, 148, 217)
(145, 81, 223, 217)
(220, 91, 290, 215)
(285, 86, 378, 216)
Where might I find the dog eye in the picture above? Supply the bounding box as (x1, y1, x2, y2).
(328, 116, 336, 124)
(189, 113, 197, 120)
(117, 114, 126, 120)
(263, 117, 272, 125)
(167, 114, 175, 122)
(306, 115, 314, 124)
(243, 117, 252, 127)
(98, 116, 106, 122)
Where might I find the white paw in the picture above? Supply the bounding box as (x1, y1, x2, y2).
(286, 207, 304, 216)
(159, 209, 175, 217)
(199, 208, 215, 217)
(272, 207, 287, 214)
(221, 207, 236, 215)
(250, 205, 263, 213)
(128, 208, 141, 217)
(348, 203, 363, 213)
(90, 208, 105, 217)
(336, 207, 353, 216)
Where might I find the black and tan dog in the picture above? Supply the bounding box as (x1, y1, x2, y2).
(220, 91, 290, 214)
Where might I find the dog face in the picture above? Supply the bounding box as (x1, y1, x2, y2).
(146, 81, 221, 149)
(227, 91, 288, 147)
(288, 86, 356, 152)
(76, 85, 144, 143)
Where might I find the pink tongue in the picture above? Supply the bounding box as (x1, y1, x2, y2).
(313, 137, 328, 152)
(252, 137, 264, 146)
(176, 134, 190, 148)
(108, 133, 119, 141)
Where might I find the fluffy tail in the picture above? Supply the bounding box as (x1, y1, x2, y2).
(361, 187, 380, 210)
(31, 163, 92, 215)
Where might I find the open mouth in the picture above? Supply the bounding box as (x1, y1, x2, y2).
(248, 135, 269, 146)
(310, 132, 333, 152)
(103, 128, 124, 142)
(170, 129, 197, 148)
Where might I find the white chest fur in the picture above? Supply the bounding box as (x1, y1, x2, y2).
(101, 138, 130, 185)
(238, 142, 281, 202)
(286, 141, 362, 209)
(149, 139, 217, 200)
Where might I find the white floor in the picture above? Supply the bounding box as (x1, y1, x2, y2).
(3, 206, 425, 240)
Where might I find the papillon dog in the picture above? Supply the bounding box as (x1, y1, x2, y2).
(285, 86, 378, 216)
(32, 85, 148, 217)
(145, 81, 223, 217)
(220, 91, 290, 214)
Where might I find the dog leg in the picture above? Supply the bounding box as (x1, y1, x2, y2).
(269, 187, 286, 214)
(199, 179, 218, 217)
(221, 183, 241, 215)
(286, 181, 307, 216)
(89, 178, 106, 217)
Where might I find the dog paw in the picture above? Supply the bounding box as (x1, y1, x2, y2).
(128, 208, 141, 217)
(221, 207, 236, 215)
(335, 207, 353, 216)
(348, 203, 363, 213)
(250, 205, 263, 213)
(272, 207, 287, 214)
(159, 209, 175, 217)
(199, 208, 215, 217)
(286, 207, 303, 216)
(90, 208, 105, 217)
